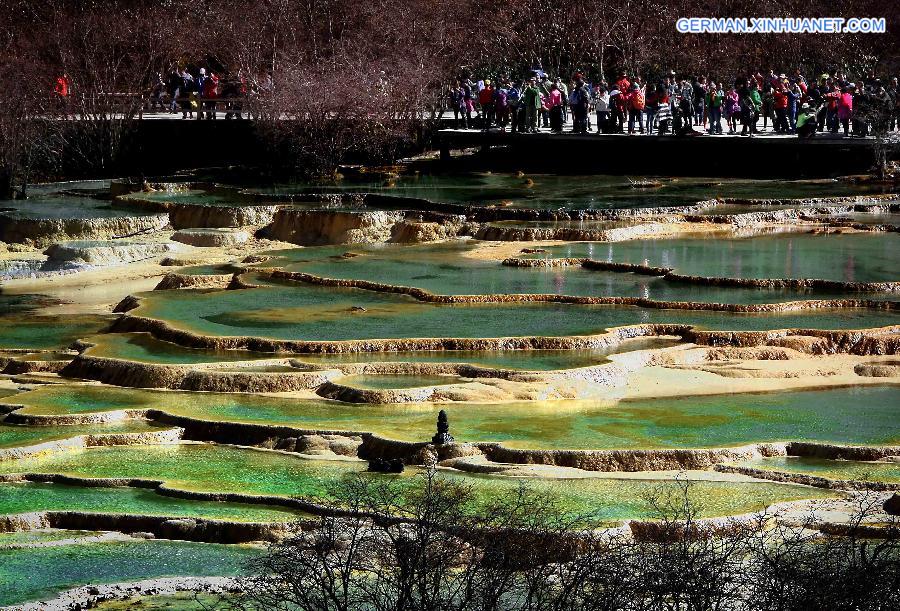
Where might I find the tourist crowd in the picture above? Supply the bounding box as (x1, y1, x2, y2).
(147, 66, 262, 119)
(448, 69, 900, 138)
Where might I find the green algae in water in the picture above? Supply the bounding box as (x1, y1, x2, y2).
(137, 283, 900, 341)
(0, 444, 364, 498)
(0, 293, 62, 315)
(88, 332, 675, 369)
(441, 470, 834, 523)
(10, 384, 160, 415)
(0, 189, 157, 221)
(0, 444, 834, 522)
(254, 173, 893, 211)
(84, 333, 282, 364)
(536, 232, 900, 284)
(92, 591, 229, 610)
(0, 421, 170, 450)
(0, 538, 261, 607)
(0, 529, 99, 547)
(0, 481, 304, 522)
(294, 348, 615, 370)
(267, 241, 889, 304)
(245, 385, 900, 451)
(120, 189, 274, 208)
(0, 314, 111, 350)
(14, 385, 900, 451)
(729, 456, 900, 484)
(121, 189, 230, 205)
(336, 374, 466, 389)
(16, 351, 75, 362)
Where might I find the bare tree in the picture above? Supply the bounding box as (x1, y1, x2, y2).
(235, 469, 900, 611)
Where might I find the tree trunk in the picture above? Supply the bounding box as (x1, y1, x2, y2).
(0, 165, 12, 200)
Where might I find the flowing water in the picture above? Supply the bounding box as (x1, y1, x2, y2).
(2, 174, 898, 597)
(728, 456, 900, 483)
(14, 385, 900, 450)
(532, 232, 899, 283)
(0, 444, 835, 522)
(136, 282, 899, 341)
(0, 538, 262, 606)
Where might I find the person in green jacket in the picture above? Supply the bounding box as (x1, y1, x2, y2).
(741, 80, 762, 136)
(522, 78, 542, 133)
(796, 103, 818, 138)
(706, 82, 724, 134)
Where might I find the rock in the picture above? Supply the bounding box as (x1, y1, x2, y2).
(264, 209, 405, 245)
(44, 240, 180, 266)
(160, 256, 218, 266)
(166, 204, 278, 229)
(294, 435, 330, 453)
(171, 228, 250, 247)
(885, 493, 900, 515)
(154, 273, 234, 290)
(368, 457, 405, 473)
(0, 212, 168, 246)
(112, 295, 141, 313)
(328, 437, 362, 457)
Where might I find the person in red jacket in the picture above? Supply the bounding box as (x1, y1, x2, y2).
(479, 80, 495, 129)
(54, 74, 70, 97)
(614, 85, 630, 133)
(53, 74, 72, 113)
(773, 84, 789, 133)
(628, 83, 645, 133)
(202, 72, 219, 119)
(615, 72, 631, 95)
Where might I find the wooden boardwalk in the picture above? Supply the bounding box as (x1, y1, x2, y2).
(437, 127, 886, 177)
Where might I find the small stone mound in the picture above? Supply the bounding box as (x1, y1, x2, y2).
(160, 256, 214, 266)
(275, 434, 362, 457)
(854, 360, 900, 377)
(171, 228, 250, 247)
(885, 493, 900, 515)
(154, 272, 233, 290)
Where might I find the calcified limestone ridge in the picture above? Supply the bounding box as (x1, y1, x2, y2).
(0, 213, 169, 246)
(111, 182, 900, 244)
(502, 257, 900, 293)
(1, 576, 241, 611)
(3, 181, 900, 590)
(3, 402, 897, 478)
(111, 272, 900, 356)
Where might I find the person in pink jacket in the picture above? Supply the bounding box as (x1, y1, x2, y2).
(548, 85, 564, 133)
(837, 86, 853, 136)
(725, 87, 741, 133)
